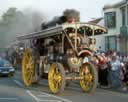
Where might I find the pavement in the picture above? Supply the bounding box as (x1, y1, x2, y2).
(99, 86, 128, 94)
(0, 70, 128, 102)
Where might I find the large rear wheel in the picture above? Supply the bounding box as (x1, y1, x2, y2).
(22, 48, 34, 86)
(48, 63, 66, 94)
(79, 62, 98, 93)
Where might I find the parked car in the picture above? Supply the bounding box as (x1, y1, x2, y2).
(0, 57, 15, 76)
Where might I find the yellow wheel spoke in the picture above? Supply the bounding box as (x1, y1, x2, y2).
(22, 48, 34, 86)
(48, 63, 64, 94)
(79, 63, 96, 93)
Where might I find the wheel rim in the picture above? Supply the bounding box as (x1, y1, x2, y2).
(48, 64, 62, 94)
(79, 63, 95, 92)
(22, 49, 34, 86)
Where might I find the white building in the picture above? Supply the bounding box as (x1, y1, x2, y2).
(94, 0, 128, 54)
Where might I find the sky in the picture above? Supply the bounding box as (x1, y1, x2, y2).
(0, 0, 122, 22)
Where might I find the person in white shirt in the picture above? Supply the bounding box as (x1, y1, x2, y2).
(110, 55, 121, 88)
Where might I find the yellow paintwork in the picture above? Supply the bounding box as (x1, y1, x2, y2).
(79, 63, 93, 92)
(48, 64, 62, 94)
(22, 48, 34, 86)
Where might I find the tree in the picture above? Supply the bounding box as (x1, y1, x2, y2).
(2, 7, 17, 24)
(0, 7, 45, 49)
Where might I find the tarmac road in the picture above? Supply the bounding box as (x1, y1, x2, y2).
(0, 71, 128, 102)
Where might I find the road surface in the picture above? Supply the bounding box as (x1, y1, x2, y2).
(0, 71, 127, 102)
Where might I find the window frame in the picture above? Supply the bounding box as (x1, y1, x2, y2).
(104, 12, 116, 28)
(105, 36, 117, 51)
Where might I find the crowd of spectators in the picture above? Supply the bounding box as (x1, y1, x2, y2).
(93, 49, 128, 91)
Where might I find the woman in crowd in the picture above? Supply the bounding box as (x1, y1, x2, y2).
(123, 58, 128, 89)
(120, 62, 127, 91)
(110, 55, 121, 88)
(98, 53, 109, 87)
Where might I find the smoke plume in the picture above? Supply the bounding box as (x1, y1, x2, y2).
(63, 9, 80, 22)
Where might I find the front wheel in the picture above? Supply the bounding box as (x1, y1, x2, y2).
(48, 63, 66, 94)
(79, 62, 98, 93)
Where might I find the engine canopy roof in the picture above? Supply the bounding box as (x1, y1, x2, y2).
(17, 22, 107, 40)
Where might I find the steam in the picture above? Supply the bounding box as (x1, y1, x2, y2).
(41, 9, 80, 29)
(0, 8, 80, 49)
(0, 7, 46, 49)
(63, 9, 80, 22)
(22, 8, 47, 32)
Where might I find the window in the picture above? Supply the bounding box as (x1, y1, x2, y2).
(104, 12, 116, 28)
(105, 36, 117, 51)
(121, 7, 126, 26)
